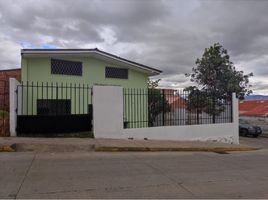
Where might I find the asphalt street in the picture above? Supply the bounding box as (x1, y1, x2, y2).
(1, 137, 268, 199)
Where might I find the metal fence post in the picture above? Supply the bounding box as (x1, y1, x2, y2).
(162, 89, 165, 126)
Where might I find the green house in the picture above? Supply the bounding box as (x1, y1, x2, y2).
(18, 49, 161, 134)
(21, 48, 161, 88)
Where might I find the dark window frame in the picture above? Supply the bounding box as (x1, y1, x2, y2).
(105, 66, 128, 79)
(51, 58, 83, 76)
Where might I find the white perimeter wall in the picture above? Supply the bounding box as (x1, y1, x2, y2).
(9, 78, 20, 136)
(93, 86, 239, 144)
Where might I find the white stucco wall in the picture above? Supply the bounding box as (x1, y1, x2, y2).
(93, 86, 239, 144)
(9, 78, 20, 136)
(93, 85, 124, 138)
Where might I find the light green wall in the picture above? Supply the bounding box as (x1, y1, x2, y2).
(20, 55, 149, 125)
(22, 56, 148, 88)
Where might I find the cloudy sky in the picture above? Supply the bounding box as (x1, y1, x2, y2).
(0, 0, 268, 94)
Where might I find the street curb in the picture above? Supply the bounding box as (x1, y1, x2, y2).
(260, 134, 268, 138)
(0, 145, 15, 152)
(95, 146, 260, 152)
(0, 143, 259, 153)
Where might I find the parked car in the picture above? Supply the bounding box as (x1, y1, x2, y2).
(239, 119, 262, 137)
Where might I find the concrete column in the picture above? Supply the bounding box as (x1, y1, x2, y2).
(9, 78, 20, 136)
(93, 85, 124, 138)
(232, 92, 239, 144)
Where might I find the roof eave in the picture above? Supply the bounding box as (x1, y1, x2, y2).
(21, 49, 162, 76)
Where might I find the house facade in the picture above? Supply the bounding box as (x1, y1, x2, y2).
(21, 48, 161, 88)
(8, 49, 239, 143)
(15, 49, 161, 134)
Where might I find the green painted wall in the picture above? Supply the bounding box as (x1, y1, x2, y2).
(20, 55, 149, 127)
(22, 56, 148, 88)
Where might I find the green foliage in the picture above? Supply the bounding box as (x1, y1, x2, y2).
(186, 43, 253, 100)
(148, 79, 161, 89)
(185, 43, 253, 122)
(148, 89, 171, 126)
(184, 86, 225, 123)
(184, 86, 207, 112)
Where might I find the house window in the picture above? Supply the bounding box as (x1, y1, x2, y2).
(37, 99, 71, 115)
(105, 67, 128, 79)
(51, 59, 82, 76)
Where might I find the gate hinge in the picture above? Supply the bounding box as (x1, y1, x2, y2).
(15, 108, 18, 114)
(15, 89, 18, 94)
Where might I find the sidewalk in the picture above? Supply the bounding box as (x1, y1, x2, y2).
(0, 137, 259, 153)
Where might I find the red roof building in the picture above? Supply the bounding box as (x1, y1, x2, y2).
(162, 89, 186, 111)
(239, 100, 268, 117)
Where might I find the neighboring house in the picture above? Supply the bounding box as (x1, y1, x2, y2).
(21, 48, 160, 86)
(0, 68, 21, 136)
(152, 89, 187, 126)
(239, 99, 268, 117)
(17, 48, 161, 134)
(239, 99, 268, 133)
(166, 90, 187, 125)
(0, 68, 21, 109)
(161, 89, 232, 125)
(0, 68, 21, 82)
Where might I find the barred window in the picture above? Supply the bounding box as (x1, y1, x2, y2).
(105, 67, 128, 79)
(51, 59, 82, 76)
(37, 99, 71, 115)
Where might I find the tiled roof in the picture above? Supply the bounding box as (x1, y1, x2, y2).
(239, 100, 268, 117)
(170, 97, 186, 110)
(162, 89, 186, 110)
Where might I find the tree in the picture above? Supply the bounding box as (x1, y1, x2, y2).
(148, 78, 161, 89)
(184, 86, 208, 124)
(185, 43, 253, 122)
(147, 79, 171, 126)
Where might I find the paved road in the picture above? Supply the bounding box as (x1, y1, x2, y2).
(1, 139, 268, 199)
(240, 135, 268, 149)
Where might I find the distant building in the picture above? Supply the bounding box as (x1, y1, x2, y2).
(239, 100, 268, 117)
(0, 68, 21, 110)
(0, 68, 21, 136)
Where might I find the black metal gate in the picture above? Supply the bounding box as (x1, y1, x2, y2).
(0, 80, 9, 136)
(16, 82, 93, 135)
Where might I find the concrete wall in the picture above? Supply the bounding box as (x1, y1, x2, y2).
(93, 86, 239, 144)
(93, 85, 123, 138)
(9, 78, 20, 136)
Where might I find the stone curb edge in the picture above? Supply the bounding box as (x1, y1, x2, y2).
(95, 146, 260, 152)
(0, 144, 260, 153)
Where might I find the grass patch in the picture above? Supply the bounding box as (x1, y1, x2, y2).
(0, 145, 15, 152)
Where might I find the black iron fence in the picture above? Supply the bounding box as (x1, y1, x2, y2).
(123, 88, 233, 129)
(16, 82, 93, 134)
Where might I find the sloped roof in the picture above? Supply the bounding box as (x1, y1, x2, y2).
(162, 89, 186, 110)
(170, 97, 186, 110)
(239, 100, 268, 117)
(21, 48, 162, 76)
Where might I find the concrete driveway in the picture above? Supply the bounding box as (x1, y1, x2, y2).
(1, 138, 268, 199)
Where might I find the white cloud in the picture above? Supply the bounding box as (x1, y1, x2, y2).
(0, 0, 267, 94)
